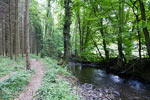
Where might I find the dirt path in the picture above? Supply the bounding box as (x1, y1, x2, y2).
(15, 59, 45, 100)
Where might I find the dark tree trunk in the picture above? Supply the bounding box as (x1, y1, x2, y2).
(2, 16, 5, 56)
(8, 0, 13, 60)
(5, 14, 9, 56)
(118, 0, 126, 67)
(63, 0, 71, 63)
(84, 26, 90, 48)
(138, 0, 150, 58)
(75, 22, 78, 57)
(92, 37, 104, 60)
(136, 16, 142, 60)
(77, 13, 82, 52)
(15, 0, 19, 61)
(0, 19, 2, 55)
(130, 0, 142, 60)
(99, 18, 109, 61)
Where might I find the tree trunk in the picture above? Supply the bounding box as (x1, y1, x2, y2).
(118, 0, 126, 67)
(21, 0, 24, 57)
(75, 22, 78, 57)
(15, 0, 19, 61)
(92, 37, 104, 60)
(136, 15, 142, 60)
(63, 0, 71, 63)
(5, 14, 9, 56)
(8, 0, 13, 60)
(138, 0, 150, 58)
(2, 16, 5, 56)
(77, 13, 82, 52)
(0, 20, 2, 55)
(99, 18, 109, 61)
(45, 0, 51, 40)
(25, 0, 31, 70)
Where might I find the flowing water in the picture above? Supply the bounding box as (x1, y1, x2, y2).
(68, 62, 150, 100)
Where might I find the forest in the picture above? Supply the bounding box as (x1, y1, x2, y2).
(0, 0, 150, 100)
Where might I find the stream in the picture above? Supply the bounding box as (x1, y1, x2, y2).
(68, 62, 150, 100)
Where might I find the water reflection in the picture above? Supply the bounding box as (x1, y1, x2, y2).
(128, 80, 145, 91)
(68, 62, 150, 100)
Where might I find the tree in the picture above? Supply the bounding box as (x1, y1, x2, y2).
(45, 0, 51, 39)
(130, 0, 142, 60)
(8, 0, 13, 60)
(138, 0, 150, 58)
(25, 0, 31, 70)
(63, 0, 71, 63)
(15, 0, 19, 61)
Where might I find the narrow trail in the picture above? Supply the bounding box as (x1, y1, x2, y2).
(15, 59, 45, 100)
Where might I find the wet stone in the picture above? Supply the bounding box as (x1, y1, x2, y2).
(113, 91, 120, 97)
(79, 83, 121, 100)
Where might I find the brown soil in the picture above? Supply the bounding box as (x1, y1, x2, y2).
(15, 59, 45, 100)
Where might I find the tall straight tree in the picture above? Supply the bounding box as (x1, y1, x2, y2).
(118, 0, 126, 66)
(8, 0, 13, 60)
(45, 0, 51, 39)
(21, 0, 25, 57)
(138, 0, 150, 58)
(2, 16, 5, 56)
(15, 0, 19, 61)
(63, 0, 71, 63)
(25, 0, 31, 70)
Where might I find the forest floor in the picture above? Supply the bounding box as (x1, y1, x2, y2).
(15, 59, 45, 100)
(0, 56, 122, 100)
(0, 56, 80, 100)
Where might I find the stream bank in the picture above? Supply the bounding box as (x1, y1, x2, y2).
(68, 61, 150, 100)
(70, 58, 150, 83)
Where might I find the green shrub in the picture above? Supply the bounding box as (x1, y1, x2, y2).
(0, 71, 31, 100)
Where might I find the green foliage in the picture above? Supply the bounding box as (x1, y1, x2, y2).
(0, 57, 25, 77)
(30, 54, 41, 60)
(0, 71, 31, 100)
(41, 33, 63, 58)
(30, 0, 43, 54)
(34, 0, 150, 62)
(35, 57, 80, 100)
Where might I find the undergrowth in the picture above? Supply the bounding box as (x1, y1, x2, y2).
(0, 56, 32, 100)
(0, 56, 25, 77)
(0, 71, 31, 100)
(35, 57, 80, 100)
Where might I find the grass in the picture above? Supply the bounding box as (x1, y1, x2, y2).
(0, 55, 80, 100)
(35, 57, 80, 100)
(0, 56, 25, 77)
(0, 70, 31, 100)
(0, 56, 32, 100)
